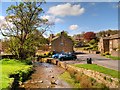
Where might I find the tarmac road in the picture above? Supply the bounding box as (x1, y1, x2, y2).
(76, 53, 119, 71)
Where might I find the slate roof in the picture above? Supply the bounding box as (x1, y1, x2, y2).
(109, 34, 120, 39)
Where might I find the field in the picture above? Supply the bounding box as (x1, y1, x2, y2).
(73, 64, 120, 79)
(0, 59, 33, 89)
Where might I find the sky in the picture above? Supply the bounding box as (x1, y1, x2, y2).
(0, 1, 119, 38)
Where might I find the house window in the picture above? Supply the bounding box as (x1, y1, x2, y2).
(60, 43, 64, 45)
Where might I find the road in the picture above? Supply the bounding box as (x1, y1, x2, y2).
(76, 53, 119, 71)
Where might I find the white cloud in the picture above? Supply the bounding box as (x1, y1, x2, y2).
(47, 3, 85, 17)
(0, 16, 6, 27)
(69, 24, 79, 30)
(55, 18, 63, 23)
(41, 15, 63, 24)
(90, 2, 96, 6)
(0, 16, 14, 28)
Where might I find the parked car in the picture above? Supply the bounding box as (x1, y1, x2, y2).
(58, 53, 77, 61)
(52, 53, 60, 58)
(52, 52, 65, 59)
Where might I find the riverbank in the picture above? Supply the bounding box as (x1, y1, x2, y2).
(0, 59, 33, 89)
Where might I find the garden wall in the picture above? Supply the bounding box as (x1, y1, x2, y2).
(78, 50, 100, 54)
(111, 50, 120, 57)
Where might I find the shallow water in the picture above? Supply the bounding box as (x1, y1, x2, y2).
(19, 62, 72, 89)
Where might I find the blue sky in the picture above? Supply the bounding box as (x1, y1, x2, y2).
(0, 2, 118, 38)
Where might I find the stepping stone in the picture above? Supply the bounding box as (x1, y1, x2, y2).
(49, 70, 53, 73)
(47, 86, 50, 88)
(38, 80, 43, 83)
(21, 85, 24, 87)
(51, 80, 57, 85)
(31, 81, 34, 83)
(51, 76, 54, 78)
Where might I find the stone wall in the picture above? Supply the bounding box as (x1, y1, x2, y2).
(111, 50, 120, 57)
(41, 58, 119, 88)
(78, 50, 100, 54)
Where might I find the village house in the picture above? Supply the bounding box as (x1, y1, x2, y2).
(98, 37, 110, 53)
(0, 40, 2, 54)
(98, 34, 120, 57)
(50, 31, 74, 53)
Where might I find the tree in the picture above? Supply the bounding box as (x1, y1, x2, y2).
(0, 2, 52, 59)
(83, 32, 96, 41)
(96, 30, 118, 37)
(1, 39, 10, 53)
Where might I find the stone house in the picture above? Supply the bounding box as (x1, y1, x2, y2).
(109, 34, 120, 57)
(98, 34, 120, 57)
(0, 41, 2, 54)
(51, 31, 74, 53)
(98, 37, 110, 53)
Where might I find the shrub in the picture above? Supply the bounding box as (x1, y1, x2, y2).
(75, 73, 83, 83)
(101, 52, 110, 56)
(80, 75, 92, 88)
(89, 78, 96, 84)
(89, 39, 96, 45)
(1, 59, 33, 89)
(104, 52, 110, 55)
(22, 60, 32, 65)
(101, 53, 106, 56)
(67, 68, 77, 78)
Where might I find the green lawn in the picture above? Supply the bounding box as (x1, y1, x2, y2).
(106, 55, 120, 60)
(59, 71, 80, 88)
(0, 59, 33, 89)
(73, 64, 120, 79)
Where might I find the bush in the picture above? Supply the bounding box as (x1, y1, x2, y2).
(104, 52, 110, 55)
(1, 59, 33, 89)
(67, 67, 77, 78)
(75, 73, 83, 83)
(89, 39, 96, 45)
(21, 57, 34, 65)
(80, 75, 92, 88)
(101, 52, 110, 56)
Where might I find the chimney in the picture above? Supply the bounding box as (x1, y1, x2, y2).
(61, 31, 64, 35)
(105, 34, 110, 37)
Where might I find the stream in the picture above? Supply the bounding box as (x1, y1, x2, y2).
(19, 62, 72, 89)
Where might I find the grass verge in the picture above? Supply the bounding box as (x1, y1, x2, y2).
(59, 71, 80, 88)
(73, 64, 120, 79)
(105, 55, 120, 60)
(0, 59, 33, 89)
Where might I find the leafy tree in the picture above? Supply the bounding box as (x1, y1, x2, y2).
(89, 39, 97, 45)
(96, 30, 118, 37)
(83, 32, 96, 41)
(0, 2, 52, 59)
(1, 39, 10, 53)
